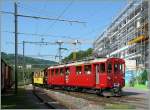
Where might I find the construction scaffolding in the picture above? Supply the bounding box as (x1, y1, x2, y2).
(93, 0, 149, 69)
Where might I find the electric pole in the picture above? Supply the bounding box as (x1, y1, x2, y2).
(56, 40, 63, 64)
(14, 2, 18, 94)
(23, 41, 25, 88)
(72, 40, 81, 61)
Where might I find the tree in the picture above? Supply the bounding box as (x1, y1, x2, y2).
(140, 69, 148, 84)
(63, 48, 93, 62)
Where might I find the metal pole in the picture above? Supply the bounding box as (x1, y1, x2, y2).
(23, 41, 25, 87)
(148, 0, 150, 89)
(14, 2, 18, 94)
(73, 43, 77, 61)
(59, 43, 61, 64)
(56, 40, 63, 64)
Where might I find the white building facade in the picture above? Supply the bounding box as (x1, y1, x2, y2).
(93, 0, 149, 70)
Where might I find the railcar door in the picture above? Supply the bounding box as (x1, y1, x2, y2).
(95, 64, 99, 85)
(95, 63, 107, 88)
(113, 60, 125, 87)
(65, 67, 70, 84)
(107, 61, 114, 88)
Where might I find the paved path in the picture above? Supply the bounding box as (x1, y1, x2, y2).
(25, 84, 49, 109)
(123, 87, 149, 98)
(1, 85, 49, 109)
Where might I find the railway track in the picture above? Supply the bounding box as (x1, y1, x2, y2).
(54, 89, 148, 109)
(34, 86, 149, 109)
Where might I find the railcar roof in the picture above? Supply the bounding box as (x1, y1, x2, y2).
(48, 58, 108, 69)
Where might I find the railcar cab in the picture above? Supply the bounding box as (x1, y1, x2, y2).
(107, 58, 125, 88)
(95, 58, 125, 89)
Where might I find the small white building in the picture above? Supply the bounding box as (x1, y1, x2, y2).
(26, 64, 32, 69)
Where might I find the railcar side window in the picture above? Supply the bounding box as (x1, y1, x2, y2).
(100, 63, 105, 73)
(76, 66, 82, 75)
(107, 63, 112, 73)
(51, 69, 54, 76)
(84, 65, 91, 74)
(60, 68, 64, 75)
(66, 67, 70, 75)
(55, 69, 59, 75)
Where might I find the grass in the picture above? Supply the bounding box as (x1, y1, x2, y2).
(1, 87, 39, 109)
(133, 84, 148, 90)
(125, 83, 148, 90)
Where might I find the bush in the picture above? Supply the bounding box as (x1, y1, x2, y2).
(129, 77, 136, 87)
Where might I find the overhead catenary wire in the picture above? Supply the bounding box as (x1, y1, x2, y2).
(43, 0, 74, 34)
(0, 10, 86, 24)
(3, 30, 94, 44)
(26, 54, 57, 57)
(2, 30, 78, 39)
(17, 1, 77, 35)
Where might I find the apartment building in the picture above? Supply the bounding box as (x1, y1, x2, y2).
(93, 0, 149, 70)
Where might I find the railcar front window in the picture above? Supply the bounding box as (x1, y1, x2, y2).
(56, 69, 59, 75)
(107, 63, 112, 73)
(114, 64, 124, 73)
(120, 64, 124, 73)
(114, 64, 118, 72)
(51, 69, 54, 76)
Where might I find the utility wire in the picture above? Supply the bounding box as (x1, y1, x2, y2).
(0, 10, 86, 24)
(2, 30, 75, 39)
(26, 54, 56, 57)
(44, 0, 74, 34)
(17, 1, 75, 34)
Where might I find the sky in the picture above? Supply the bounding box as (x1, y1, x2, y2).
(1, 0, 127, 61)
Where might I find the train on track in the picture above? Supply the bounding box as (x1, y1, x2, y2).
(33, 58, 125, 96)
(1, 59, 14, 92)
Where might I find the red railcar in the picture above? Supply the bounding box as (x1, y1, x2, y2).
(47, 65, 66, 86)
(47, 57, 125, 96)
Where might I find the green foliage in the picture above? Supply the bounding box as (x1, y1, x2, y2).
(129, 77, 136, 87)
(1, 52, 57, 68)
(137, 70, 148, 85)
(129, 69, 148, 87)
(1, 52, 57, 84)
(63, 48, 93, 62)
